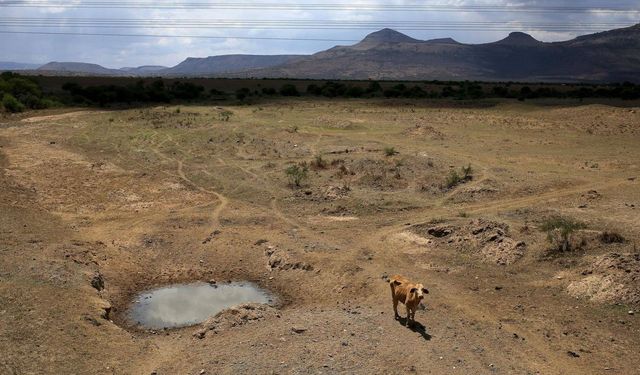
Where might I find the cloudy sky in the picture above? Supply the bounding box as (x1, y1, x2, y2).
(1, 0, 638, 68)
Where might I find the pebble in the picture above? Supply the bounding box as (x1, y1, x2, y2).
(629, 310, 635, 315)
(291, 326, 307, 333)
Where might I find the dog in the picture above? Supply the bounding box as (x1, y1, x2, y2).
(389, 274, 429, 327)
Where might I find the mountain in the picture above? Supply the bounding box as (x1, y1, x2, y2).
(120, 65, 168, 75)
(37, 62, 126, 76)
(21, 24, 640, 82)
(162, 54, 304, 76)
(245, 24, 640, 82)
(0, 62, 42, 71)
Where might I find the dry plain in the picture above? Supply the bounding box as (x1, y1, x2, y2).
(1, 99, 639, 374)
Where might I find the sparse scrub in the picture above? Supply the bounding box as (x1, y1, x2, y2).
(445, 164, 474, 189)
(540, 216, 587, 253)
(384, 147, 398, 157)
(285, 164, 308, 187)
(311, 155, 327, 170)
(600, 231, 625, 244)
(218, 110, 233, 122)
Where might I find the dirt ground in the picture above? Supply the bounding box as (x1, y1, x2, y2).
(1, 99, 639, 374)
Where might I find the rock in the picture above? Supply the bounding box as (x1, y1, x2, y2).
(199, 370, 206, 375)
(427, 226, 452, 238)
(91, 272, 105, 291)
(567, 351, 580, 358)
(101, 304, 112, 320)
(208, 279, 216, 285)
(629, 310, 635, 315)
(291, 326, 307, 334)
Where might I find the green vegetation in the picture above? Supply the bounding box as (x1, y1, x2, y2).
(540, 216, 587, 252)
(445, 164, 473, 189)
(384, 147, 398, 157)
(0, 72, 59, 112)
(2, 93, 26, 113)
(285, 164, 308, 187)
(279, 84, 300, 97)
(3, 72, 640, 113)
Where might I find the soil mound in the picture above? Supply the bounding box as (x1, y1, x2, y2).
(414, 218, 526, 265)
(567, 252, 640, 307)
(194, 303, 278, 339)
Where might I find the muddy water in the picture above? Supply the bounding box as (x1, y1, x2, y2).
(128, 282, 273, 329)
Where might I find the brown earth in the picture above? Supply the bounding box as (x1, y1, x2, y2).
(1, 100, 639, 374)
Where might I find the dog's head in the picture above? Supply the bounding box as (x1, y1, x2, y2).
(410, 283, 429, 300)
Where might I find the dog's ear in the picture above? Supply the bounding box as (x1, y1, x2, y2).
(393, 280, 402, 286)
(422, 288, 429, 294)
(410, 287, 417, 294)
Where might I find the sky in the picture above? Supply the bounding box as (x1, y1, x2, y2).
(0, 0, 638, 68)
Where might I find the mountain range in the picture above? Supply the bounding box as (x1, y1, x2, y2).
(5, 24, 640, 82)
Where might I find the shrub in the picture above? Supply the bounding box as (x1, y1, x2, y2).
(540, 216, 587, 252)
(446, 164, 473, 189)
(2, 93, 25, 113)
(235, 88, 250, 101)
(280, 84, 300, 97)
(218, 110, 233, 122)
(600, 231, 625, 244)
(446, 170, 462, 188)
(311, 155, 327, 170)
(384, 147, 398, 157)
(285, 164, 308, 187)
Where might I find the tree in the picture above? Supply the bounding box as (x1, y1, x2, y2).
(540, 216, 586, 252)
(2, 93, 25, 113)
(280, 84, 300, 97)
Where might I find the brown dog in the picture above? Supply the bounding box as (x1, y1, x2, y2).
(389, 274, 429, 326)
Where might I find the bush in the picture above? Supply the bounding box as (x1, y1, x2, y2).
(2, 93, 25, 113)
(446, 170, 462, 188)
(540, 216, 587, 252)
(235, 88, 251, 101)
(384, 147, 398, 157)
(311, 155, 327, 170)
(600, 231, 625, 244)
(446, 164, 473, 189)
(218, 110, 233, 122)
(280, 84, 300, 97)
(285, 164, 308, 187)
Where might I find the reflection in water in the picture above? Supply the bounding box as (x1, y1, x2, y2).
(128, 282, 272, 329)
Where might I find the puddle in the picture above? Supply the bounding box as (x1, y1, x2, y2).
(128, 282, 273, 329)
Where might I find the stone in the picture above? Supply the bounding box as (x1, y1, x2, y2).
(91, 273, 105, 291)
(291, 326, 307, 334)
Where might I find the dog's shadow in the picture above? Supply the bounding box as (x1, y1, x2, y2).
(395, 317, 432, 341)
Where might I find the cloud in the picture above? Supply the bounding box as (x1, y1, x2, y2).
(0, 0, 637, 67)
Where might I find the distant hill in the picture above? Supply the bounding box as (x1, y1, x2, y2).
(162, 54, 304, 76)
(120, 65, 168, 75)
(24, 24, 640, 82)
(37, 62, 126, 76)
(0, 62, 42, 71)
(246, 24, 640, 82)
